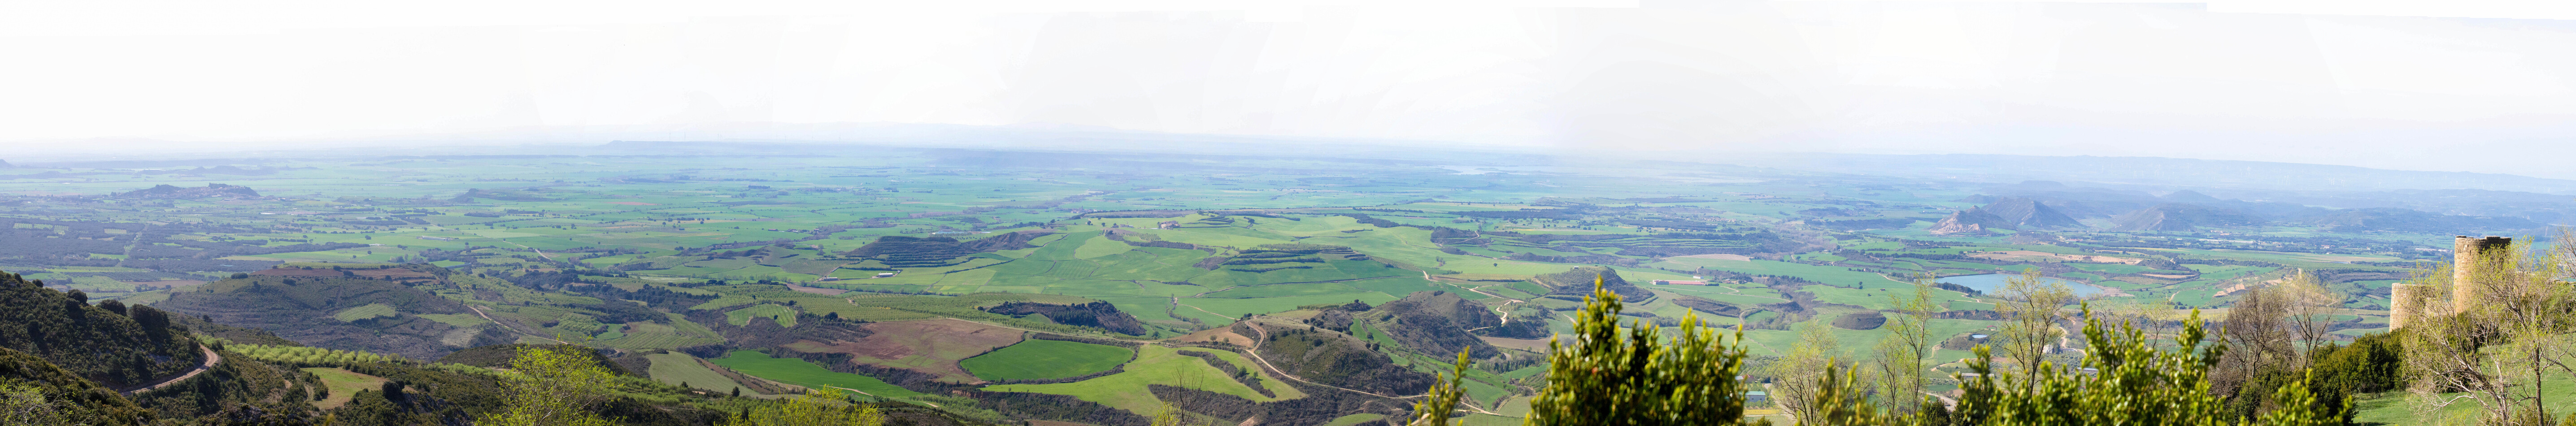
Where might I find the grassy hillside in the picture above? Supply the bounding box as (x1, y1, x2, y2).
(707, 349, 921, 398)
(643, 352, 756, 394)
(983, 345, 1299, 413)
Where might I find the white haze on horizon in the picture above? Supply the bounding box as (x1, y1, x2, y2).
(4, 1, 2576, 178)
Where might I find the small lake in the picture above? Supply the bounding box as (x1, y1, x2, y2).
(1936, 273, 2105, 297)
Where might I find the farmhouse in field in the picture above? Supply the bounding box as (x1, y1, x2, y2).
(1651, 280, 1709, 285)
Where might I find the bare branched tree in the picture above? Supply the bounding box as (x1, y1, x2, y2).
(2402, 230, 2576, 424)
(2214, 278, 2292, 400)
(1769, 321, 1841, 422)
(2279, 271, 2341, 368)
(1996, 269, 2076, 374)
(1872, 274, 1941, 414)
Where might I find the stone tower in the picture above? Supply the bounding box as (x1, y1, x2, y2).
(2451, 236, 2513, 314)
(2388, 283, 2436, 329)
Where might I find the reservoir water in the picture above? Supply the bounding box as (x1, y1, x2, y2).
(1936, 273, 2105, 297)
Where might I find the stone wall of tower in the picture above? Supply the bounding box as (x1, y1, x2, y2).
(2452, 236, 2512, 314)
(2389, 283, 2437, 329)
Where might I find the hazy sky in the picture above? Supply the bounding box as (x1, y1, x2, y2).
(5, 1, 2576, 177)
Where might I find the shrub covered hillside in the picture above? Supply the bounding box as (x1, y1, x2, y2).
(152, 273, 485, 361)
(0, 271, 201, 388)
(0, 346, 154, 425)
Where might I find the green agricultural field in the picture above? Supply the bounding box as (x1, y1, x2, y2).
(1654, 258, 1910, 290)
(959, 339, 1133, 381)
(302, 367, 389, 410)
(984, 346, 1300, 413)
(1180, 292, 1402, 321)
(644, 353, 755, 394)
(707, 350, 921, 398)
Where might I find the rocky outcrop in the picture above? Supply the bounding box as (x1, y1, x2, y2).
(1928, 209, 2008, 235)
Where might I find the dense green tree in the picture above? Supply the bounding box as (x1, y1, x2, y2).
(1404, 349, 1471, 426)
(2306, 331, 2404, 397)
(0, 347, 151, 426)
(719, 388, 881, 426)
(1523, 276, 1755, 426)
(477, 344, 619, 426)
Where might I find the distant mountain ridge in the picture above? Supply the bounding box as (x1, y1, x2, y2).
(1965, 181, 2542, 233)
(2301, 208, 2541, 234)
(2110, 203, 2267, 231)
(1980, 197, 2084, 228)
(114, 183, 261, 199)
(1714, 152, 2576, 194)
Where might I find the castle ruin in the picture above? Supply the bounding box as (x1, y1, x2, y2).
(2390, 235, 2512, 329)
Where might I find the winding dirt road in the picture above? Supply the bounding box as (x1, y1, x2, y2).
(122, 343, 219, 396)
